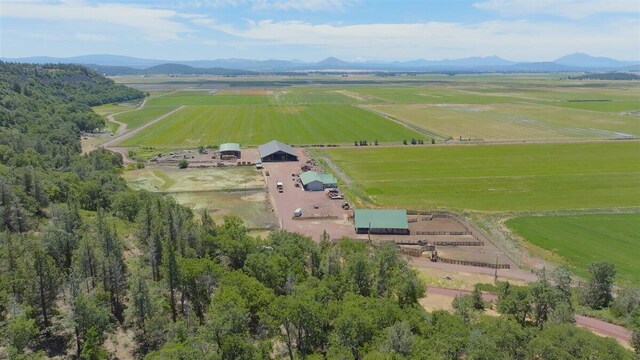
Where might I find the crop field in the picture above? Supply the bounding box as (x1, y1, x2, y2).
(112, 75, 640, 146)
(506, 213, 640, 283)
(368, 102, 638, 140)
(115, 105, 178, 130)
(119, 103, 421, 147)
(320, 142, 640, 212)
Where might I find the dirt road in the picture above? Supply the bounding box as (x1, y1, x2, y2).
(101, 105, 185, 163)
(410, 257, 539, 283)
(425, 286, 632, 346)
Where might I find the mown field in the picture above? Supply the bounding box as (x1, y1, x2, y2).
(367, 102, 637, 140)
(320, 142, 640, 212)
(506, 213, 640, 283)
(120, 103, 421, 147)
(114, 105, 178, 130)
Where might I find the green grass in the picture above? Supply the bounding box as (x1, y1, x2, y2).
(147, 91, 269, 106)
(368, 102, 639, 140)
(115, 105, 178, 130)
(321, 142, 640, 211)
(506, 213, 640, 283)
(120, 104, 422, 147)
(92, 102, 138, 116)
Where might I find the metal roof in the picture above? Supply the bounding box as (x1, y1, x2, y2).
(220, 143, 241, 152)
(299, 171, 337, 186)
(258, 140, 296, 158)
(354, 209, 408, 230)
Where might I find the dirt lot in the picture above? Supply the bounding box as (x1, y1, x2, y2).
(123, 165, 277, 229)
(262, 148, 356, 240)
(152, 148, 261, 167)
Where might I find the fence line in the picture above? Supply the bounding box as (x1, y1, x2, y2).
(437, 256, 510, 269)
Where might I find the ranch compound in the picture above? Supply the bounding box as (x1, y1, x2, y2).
(258, 140, 298, 162)
(354, 209, 410, 235)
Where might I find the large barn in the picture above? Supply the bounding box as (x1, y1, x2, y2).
(258, 140, 298, 162)
(354, 209, 409, 235)
(299, 171, 337, 191)
(219, 143, 241, 158)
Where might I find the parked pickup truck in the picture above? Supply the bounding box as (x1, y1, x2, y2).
(276, 181, 284, 193)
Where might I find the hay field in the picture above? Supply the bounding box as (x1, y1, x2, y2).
(115, 105, 178, 130)
(507, 213, 640, 283)
(119, 103, 421, 147)
(321, 142, 640, 212)
(367, 103, 638, 140)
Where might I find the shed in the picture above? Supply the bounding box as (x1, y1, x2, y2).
(258, 140, 298, 162)
(220, 143, 241, 158)
(299, 171, 338, 191)
(354, 209, 409, 235)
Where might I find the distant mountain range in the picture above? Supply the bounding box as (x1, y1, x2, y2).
(2, 53, 638, 74)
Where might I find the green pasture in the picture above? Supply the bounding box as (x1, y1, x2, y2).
(320, 142, 640, 211)
(92, 102, 137, 116)
(507, 213, 640, 283)
(119, 104, 421, 147)
(147, 91, 270, 106)
(115, 105, 178, 130)
(367, 102, 638, 140)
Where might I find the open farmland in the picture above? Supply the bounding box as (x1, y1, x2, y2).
(319, 142, 640, 212)
(506, 213, 640, 283)
(114, 105, 178, 130)
(367, 102, 638, 140)
(119, 103, 421, 147)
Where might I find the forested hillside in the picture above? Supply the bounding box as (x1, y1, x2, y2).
(0, 63, 636, 359)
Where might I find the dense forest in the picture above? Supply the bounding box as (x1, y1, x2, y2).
(0, 62, 638, 359)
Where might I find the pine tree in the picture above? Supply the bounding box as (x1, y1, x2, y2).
(30, 247, 60, 330)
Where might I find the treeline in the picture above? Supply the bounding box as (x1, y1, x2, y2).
(0, 62, 637, 359)
(568, 72, 640, 80)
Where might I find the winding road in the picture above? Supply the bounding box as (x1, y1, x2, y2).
(426, 286, 632, 345)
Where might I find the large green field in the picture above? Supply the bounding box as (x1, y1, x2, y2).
(506, 213, 640, 283)
(115, 105, 178, 130)
(114, 76, 640, 146)
(367, 102, 638, 140)
(120, 103, 421, 147)
(320, 142, 640, 211)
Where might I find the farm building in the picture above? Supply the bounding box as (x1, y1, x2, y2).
(258, 140, 298, 162)
(299, 171, 337, 191)
(354, 209, 409, 235)
(220, 143, 241, 158)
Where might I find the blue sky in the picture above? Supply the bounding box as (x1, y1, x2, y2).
(1, 0, 639, 61)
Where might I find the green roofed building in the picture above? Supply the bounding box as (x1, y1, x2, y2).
(354, 209, 409, 235)
(220, 143, 241, 158)
(299, 171, 338, 191)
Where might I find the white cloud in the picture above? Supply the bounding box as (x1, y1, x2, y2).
(251, 0, 352, 11)
(1, 0, 190, 40)
(473, 0, 640, 19)
(178, 0, 351, 11)
(212, 19, 640, 60)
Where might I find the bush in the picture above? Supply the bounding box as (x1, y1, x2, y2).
(178, 160, 189, 169)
